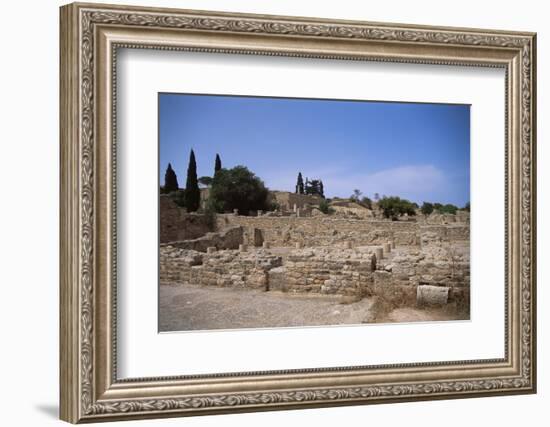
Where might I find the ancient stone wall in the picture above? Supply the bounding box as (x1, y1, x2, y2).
(162, 226, 243, 252)
(419, 225, 469, 246)
(160, 195, 214, 243)
(268, 191, 323, 212)
(280, 248, 377, 296)
(160, 246, 376, 297)
(160, 241, 469, 310)
(374, 244, 470, 308)
(160, 247, 282, 289)
(216, 215, 419, 247)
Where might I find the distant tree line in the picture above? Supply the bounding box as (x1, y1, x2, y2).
(378, 196, 417, 220)
(161, 150, 269, 215)
(163, 154, 470, 219)
(420, 201, 469, 216)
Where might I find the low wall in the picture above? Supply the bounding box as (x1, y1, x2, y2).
(268, 191, 322, 212)
(374, 245, 470, 307)
(279, 248, 377, 296)
(420, 225, 469, 246)
(161, 246, 376, 296)
(160, 247, 282, 289)
(161, 226, 243, 252)
(160, 243, 469, 308)
(216, 215, 420, 247)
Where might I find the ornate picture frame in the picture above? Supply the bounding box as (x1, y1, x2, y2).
(60, 2, 536, 423)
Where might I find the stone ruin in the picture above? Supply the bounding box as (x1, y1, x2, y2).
(160, 196, 470, 314)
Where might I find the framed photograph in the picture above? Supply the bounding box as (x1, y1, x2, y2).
(60, 2, 537, 423)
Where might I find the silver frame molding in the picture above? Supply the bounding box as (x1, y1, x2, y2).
(60, 2, 537, 423)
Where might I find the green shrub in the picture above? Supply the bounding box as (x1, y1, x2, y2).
(378, 196, 417, 220)
(421, 202, 434, 216)
(318, 199, 334, 215)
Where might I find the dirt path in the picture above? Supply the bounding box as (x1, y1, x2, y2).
(159, 284, 377, 332)
(159, 284, 467, 332)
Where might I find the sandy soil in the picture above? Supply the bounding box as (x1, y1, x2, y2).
(159, 284, 467, 332)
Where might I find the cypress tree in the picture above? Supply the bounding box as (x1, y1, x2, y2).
(319, 180, 324, 198)
(185, 149, 200, 212)
(296, 172, 304, 194)
(163, 163, 179, 193)
(214, 153, 222, 174)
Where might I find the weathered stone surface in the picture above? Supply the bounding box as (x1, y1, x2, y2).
(417, 285, 450, 305)
(163, 226, 243, 253)
(160, 195, 214, 243)
(268, 266, 287, 291)
(373, 271, 416, 306)
(374, 247, 383, 263)
(160, 203, 469, 311)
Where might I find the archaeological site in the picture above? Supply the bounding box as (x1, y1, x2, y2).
(158, 94, 471, 332)
(159, 191, 470, 332)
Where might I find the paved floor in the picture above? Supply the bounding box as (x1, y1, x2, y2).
(159, 284, 467, 332)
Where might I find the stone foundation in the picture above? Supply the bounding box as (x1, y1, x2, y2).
(162, 226, 243, 253)
(160, 204, 470, 312)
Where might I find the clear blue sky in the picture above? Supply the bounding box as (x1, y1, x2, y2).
(159, 93, 470, 206)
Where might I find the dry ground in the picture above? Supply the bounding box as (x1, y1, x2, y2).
(159, 284, 467, 332)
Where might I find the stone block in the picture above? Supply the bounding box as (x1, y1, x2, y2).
(417, 285, 450, 306)
(374, 247, 383, 263)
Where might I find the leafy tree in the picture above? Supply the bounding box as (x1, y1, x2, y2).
(295, 172, 304, 194)
(214, 153, 222, 174)
(421, 201, 434, 216)
(378, 196, 417, 220)
(198, 176, 213, 187)
(209, 166, 269, 215)
(162, 163, 179, 193)
(184, 149, 200, 212)
(305, 179, 323, 197)
(438, 204, 458, 215)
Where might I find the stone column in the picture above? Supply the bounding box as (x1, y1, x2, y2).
(296, 208, 301, 218)
(383, 242, 391, 255)
(374, 246, 383, 262)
